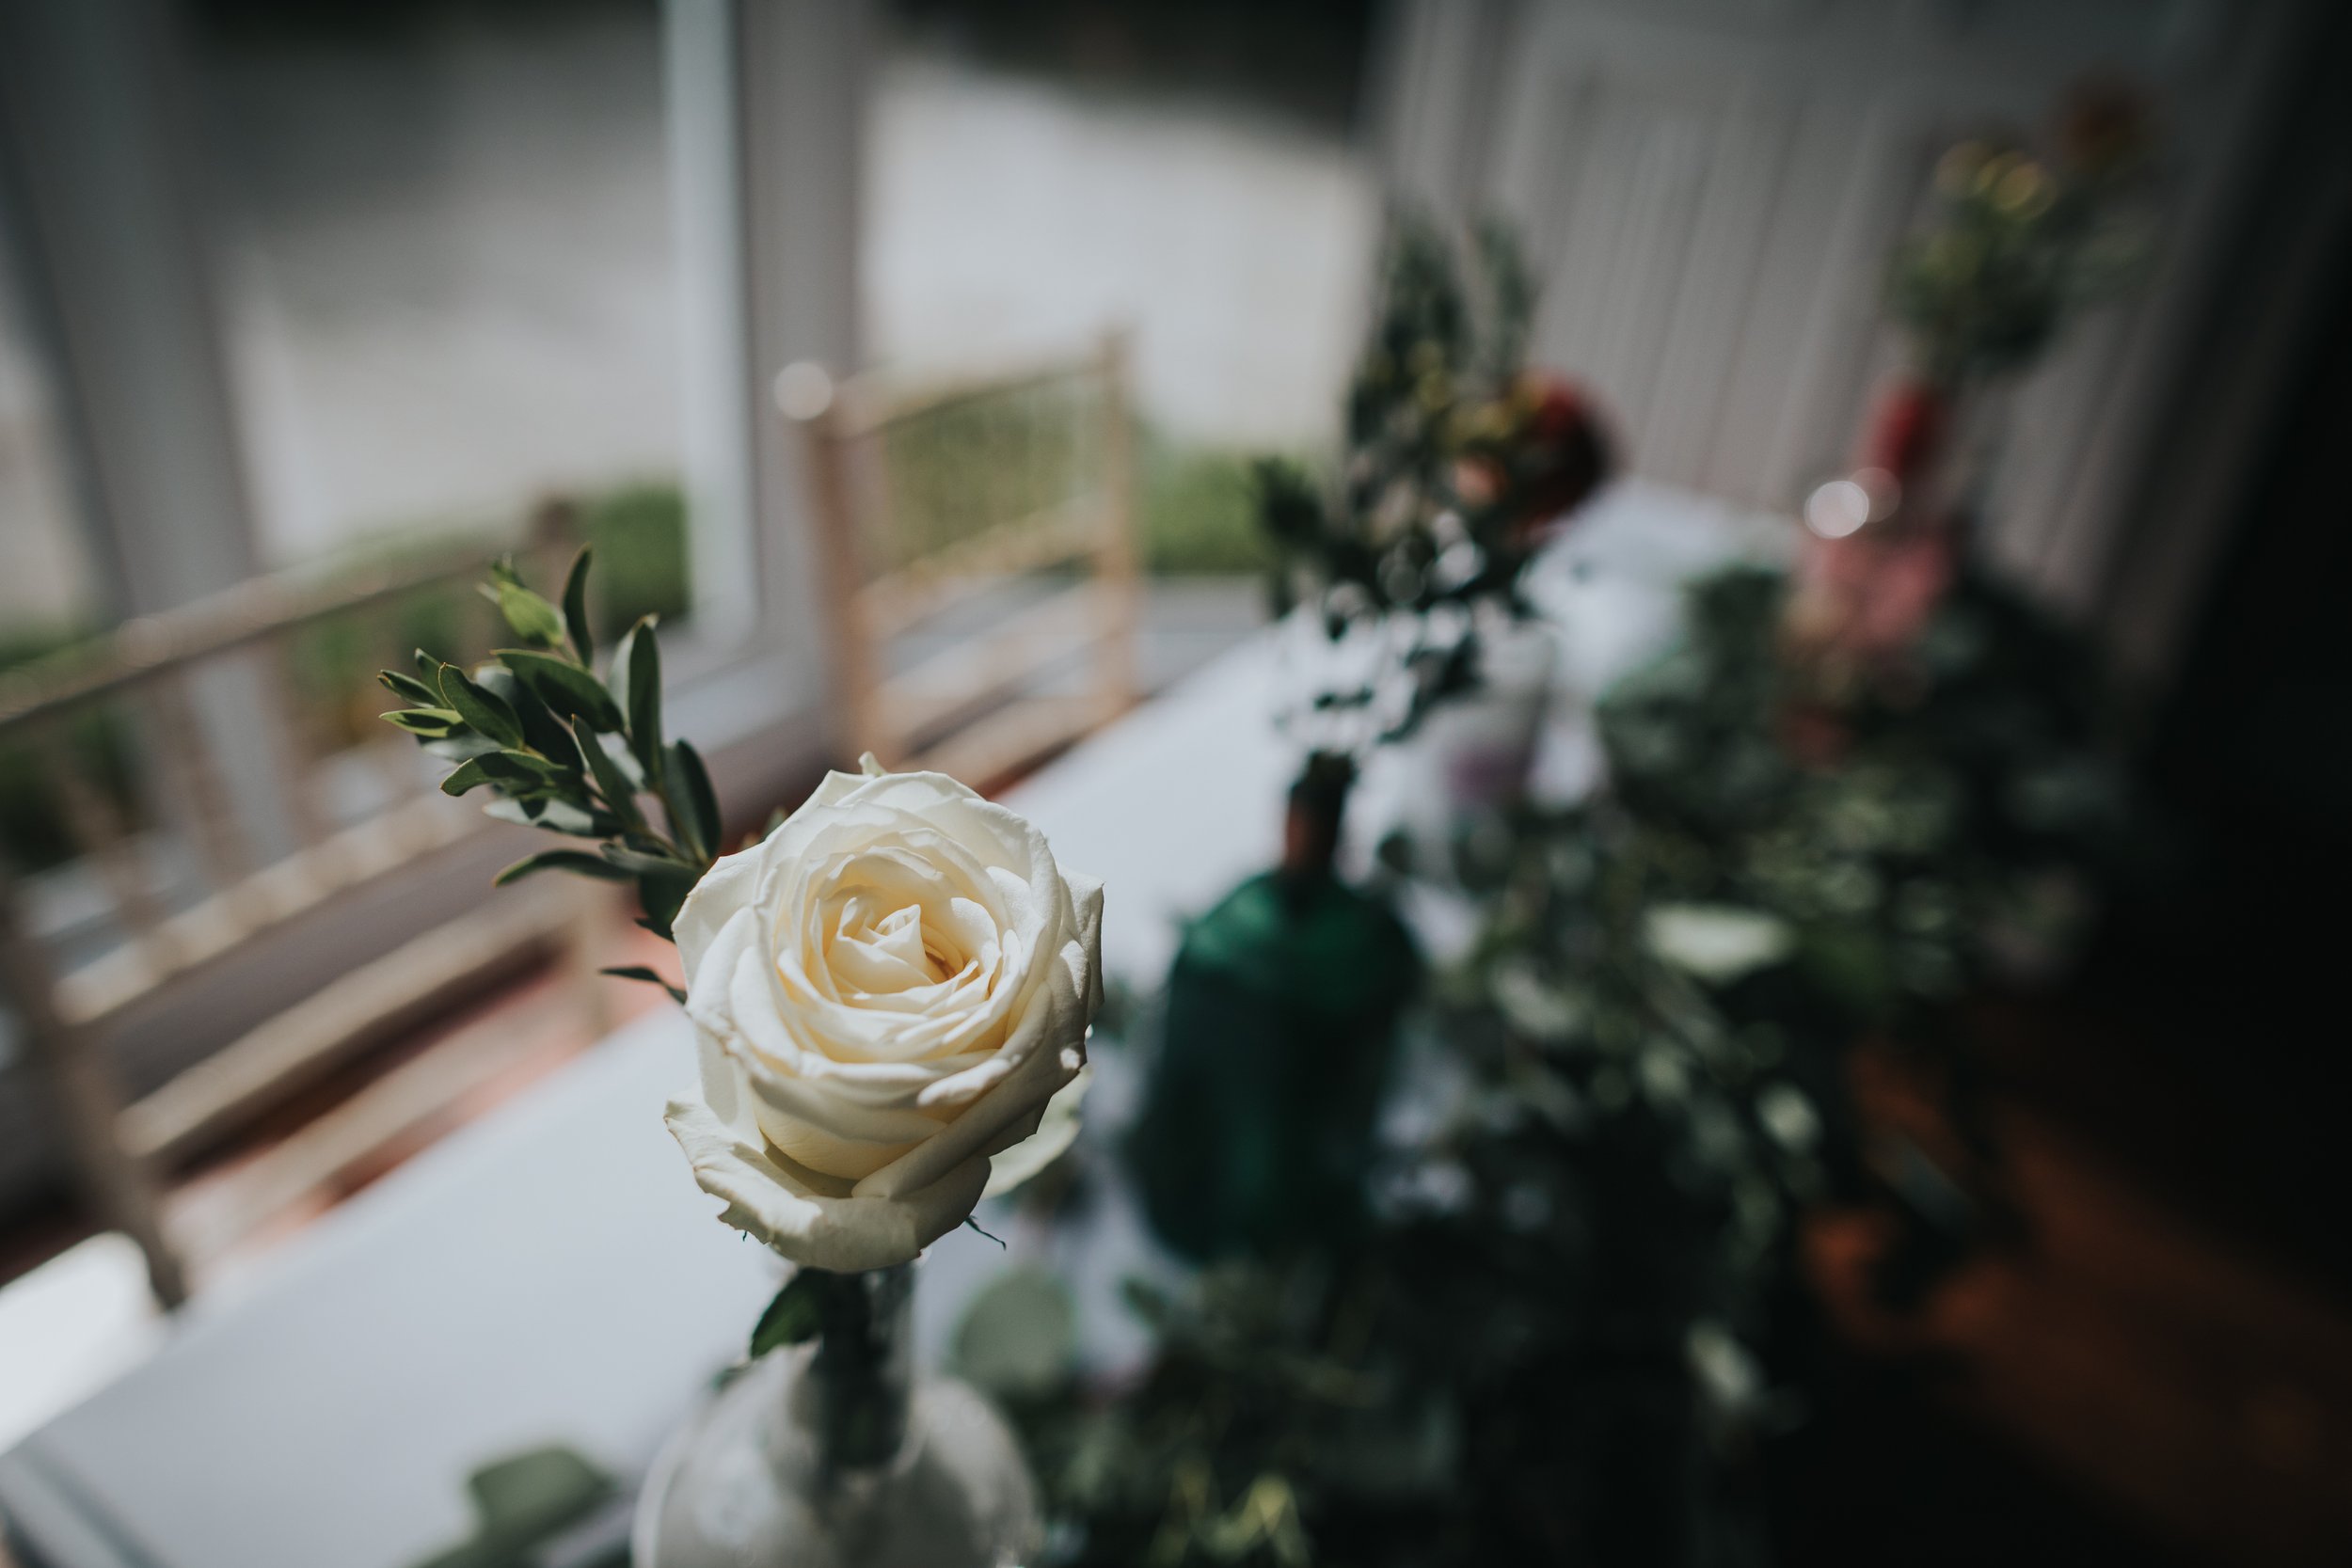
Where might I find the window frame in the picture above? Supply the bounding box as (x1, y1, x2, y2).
(0, 1, 868, 1150)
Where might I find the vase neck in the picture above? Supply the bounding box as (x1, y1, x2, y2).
(1280, 751, 1357, 888)
(786, 1261, 916, 1476)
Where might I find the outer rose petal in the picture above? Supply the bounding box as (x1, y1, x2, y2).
(1065, 871, 1105, 1014)
(664, 1039, 989, 1272)
(672, 839, 767, 979)
(984, 1064, 1090, 1197)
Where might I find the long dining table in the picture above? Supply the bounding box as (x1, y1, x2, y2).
(0, 480, 1784, 1568)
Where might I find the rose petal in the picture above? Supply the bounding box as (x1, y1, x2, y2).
(983, 1064, 1090, 1197)
(664, 1092, 985, 1273)
(851, 955, 1089, 1199)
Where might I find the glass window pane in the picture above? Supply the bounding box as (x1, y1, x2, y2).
(1, 188, 124, 883)
(867, 1, 1382, 587)
(0, 194, 103, 651)
(183, 0, 693, 641)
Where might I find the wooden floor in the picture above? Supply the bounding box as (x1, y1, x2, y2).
(1797, 995, 2352, 1567)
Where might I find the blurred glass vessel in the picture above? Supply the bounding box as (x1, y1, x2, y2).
(632, 1263, 1038, 1568)
(1128, 757, 1422, 1260)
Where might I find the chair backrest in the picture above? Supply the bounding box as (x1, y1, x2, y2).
(0, 505, 581, 1302)
(793, 332, 1141, 791)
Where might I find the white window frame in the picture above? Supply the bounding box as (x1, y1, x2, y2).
(0, 0, 868, 1124)
(660, 0, 866, 808)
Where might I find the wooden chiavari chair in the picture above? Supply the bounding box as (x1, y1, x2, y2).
(790, 332, 1142, 792)
(0, 504, 610, 1305)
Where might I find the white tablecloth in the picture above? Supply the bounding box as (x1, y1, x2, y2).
(0, 641, 1299, 1568)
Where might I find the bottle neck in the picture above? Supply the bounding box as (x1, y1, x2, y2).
(787, 1262, 915, 1475)
(1280, 752, 1356, 893)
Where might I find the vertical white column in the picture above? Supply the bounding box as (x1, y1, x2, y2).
(666, 0, 762, 654)
(0, 0, 257, 613)
(0, 0, 302, 868)
(662, 0, 866, 737)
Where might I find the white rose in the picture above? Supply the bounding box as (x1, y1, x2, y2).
(664, 756, 1103, 1272)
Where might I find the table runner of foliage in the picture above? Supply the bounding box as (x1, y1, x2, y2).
(970, 559, 2130, 1568)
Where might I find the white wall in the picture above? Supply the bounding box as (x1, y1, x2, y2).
(1374, 0, 2309, 649)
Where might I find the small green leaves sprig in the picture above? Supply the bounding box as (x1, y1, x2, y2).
(1887, 90, 2152, 388)
(377, 547, 718, 965)
(1261, 218, 1604, 769)
(1262, 216, 1541, 631)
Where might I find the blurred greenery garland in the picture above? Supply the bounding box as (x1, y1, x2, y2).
(977, 556, 2131, 1567)
(1258, 217, 1612, 757)
(1599, 564, 2130, 1029)
(977, 120, 2141, 1551)
(1886, 86, 2152, 388)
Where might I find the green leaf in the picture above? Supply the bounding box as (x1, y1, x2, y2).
(620, 615, 662, 777)
(600, 964, 687, 1005)
(443, 749, 575, 802)
(494, 849, 639, 886)
(606, 620, 637, 721)
(465, 1448, 612, 1551)
(562, 546, 596, 665)
(951, 1268, 1072, 1404)
(483, 667, 584, 768)
(444, 668, 523, 749)
(485, 796, 616, 838)
(382, 707, 462, 736)
(480, 749, 569, 786)
(440, 757, 493, 797)
(498, 649, 626, 731)
(665, 739, 720, 864)
(413, 650, 450, 700)
(749, 1272, 826, 1359)
(378, 670, 441, 706)
(1795, 925, 1901, 1021)
(598, 846, 697, 879)
(575, 721, 645, 829)
(634, 866, 695, 942)
(422, 732, 499, 764)
(495, 581, 566, 648)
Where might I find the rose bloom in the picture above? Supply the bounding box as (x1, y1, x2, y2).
(665, 757, 1103, 1271)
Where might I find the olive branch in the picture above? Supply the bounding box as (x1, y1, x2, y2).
(377, 546, 713, 998)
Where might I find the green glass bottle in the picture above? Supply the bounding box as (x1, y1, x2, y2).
(1129, 755, 1421, 1260)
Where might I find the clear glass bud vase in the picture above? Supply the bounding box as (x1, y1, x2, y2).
(632, 1262, 1040, 1568)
